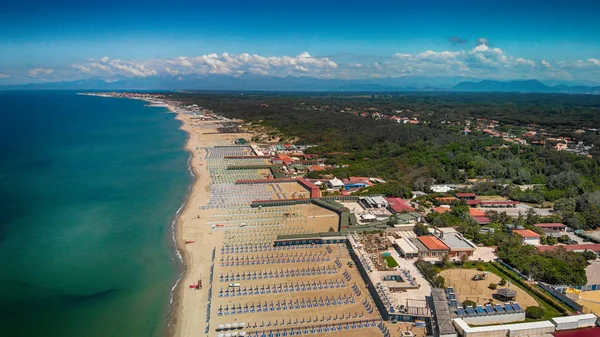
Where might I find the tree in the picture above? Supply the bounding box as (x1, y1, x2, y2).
(462, 300, 477, 308)
(554, 198, 576, 214)
(582, 250, 597, 261)
(525, 306, 545, 319)
(488, 283, 497, 290)
(413, 223, 430, 236)
(439, 253, 450, 266)
(433, 276, 445, 288)
(498, 278, 507, 286)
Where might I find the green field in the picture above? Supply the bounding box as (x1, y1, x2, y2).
(384, 256, 399, 268)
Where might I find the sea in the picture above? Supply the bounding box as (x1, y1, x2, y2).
(0, 91, 191, 337)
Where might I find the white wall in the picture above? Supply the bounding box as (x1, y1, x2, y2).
(523, 237, 540, 245)
(462, 313, 525, 325)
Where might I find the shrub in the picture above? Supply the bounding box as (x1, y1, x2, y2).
(489, 283, 497, 290)
(462, 300, 477, 308)
(477, 266, 485, 271)
(433, 276, 445, 288)
(526, 306, 545, 319)
(498, 278, 507, 286)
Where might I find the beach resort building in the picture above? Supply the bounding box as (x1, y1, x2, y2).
(534, 223, 566, 231)
(390, 231, 420, 259)
(432, 228, 477, 258)
(385, 197, 415, 213)
(414, 236, 450, 258)
(512, 229, 542, 245)
(327, 177, 345, 190)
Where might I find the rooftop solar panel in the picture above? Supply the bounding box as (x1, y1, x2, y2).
(450, 299, 458, 307)
(476, 306, 485, 314)
(495, 304, 505, 313)
(457, 308, 467, 316)
(449, 294, 456, 300)
(466, 307, 476, 315)
(485, 306, 494, 314)
(512, 303, 523, 311)
(504, 304, 514, 312)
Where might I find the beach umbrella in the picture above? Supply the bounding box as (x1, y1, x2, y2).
(225, 333, 232, 337)
(232, 323, 239, 329)
(231, 332, 238, 337)
(218, 334, 225, 337)
(240, 322, 247, 327)
(225, 324, 232, 329)
(218, 324, 225, 330)
(240, 332, 247, 336)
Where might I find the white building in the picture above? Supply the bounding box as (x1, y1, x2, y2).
(430, 184, 458, 193)
(512, 229, 542, 246)
(327, 177, 345, 190)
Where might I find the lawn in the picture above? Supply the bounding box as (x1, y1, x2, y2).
(384, 256, 399, 268)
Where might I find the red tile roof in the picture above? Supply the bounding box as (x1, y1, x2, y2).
(535, 223, 566, 228)
(474, 216, 491, 224)
(385, 197, 415, 213)
(512, 229, 541, 238)
(456, 193, 476, 197)
(433, 206, 452, 214)
(469, 208, 487, 217)
(418, 236, 450, 251)
(480, 201, 520, 205)
(467, 200, 482, 205)
(537, 244, 600, 253)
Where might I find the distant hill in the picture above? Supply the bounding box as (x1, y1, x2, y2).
(452, 79, 600, 94)
(1, 75, 599, 93)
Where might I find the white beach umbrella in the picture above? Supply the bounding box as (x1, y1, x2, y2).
(239, 322, 247, 327)
(218, 324, 225, 330)
(231, 332, 238, 337)
(239, 332, 247, 336)
(232, 323, 239, 329)
(225, 333, 232, 337)
(225, 324, 232, 329)
(217, 334, 225, 337)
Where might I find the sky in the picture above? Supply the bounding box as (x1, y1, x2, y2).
(1, 0, 600, 85)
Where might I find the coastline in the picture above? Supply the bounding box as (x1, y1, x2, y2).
(79, 93, 205, 337)
(168, 104, 254, 337)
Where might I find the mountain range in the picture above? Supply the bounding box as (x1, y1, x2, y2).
(1, 75, 599, 94)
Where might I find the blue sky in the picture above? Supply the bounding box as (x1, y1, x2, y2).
(1, 0, 600, 84)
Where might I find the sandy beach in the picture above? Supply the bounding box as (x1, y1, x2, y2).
(170, 107, 251, 337)
(169, 107, 388, 337)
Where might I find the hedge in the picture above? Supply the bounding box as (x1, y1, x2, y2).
(491, 261, 569, 315)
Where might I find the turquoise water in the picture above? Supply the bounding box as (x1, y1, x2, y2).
(0, 91, 191, 337)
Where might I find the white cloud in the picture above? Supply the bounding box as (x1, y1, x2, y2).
(0, 73, 9, 78)
(516, 57, 535, 67)
(72, 64, 93, 73)
(28, 68, 54, 77)
(60, 49, 600, 83)
(477, 37, 490, 46)
(72, 52, 338, 78)
(542, 60, 551, 68)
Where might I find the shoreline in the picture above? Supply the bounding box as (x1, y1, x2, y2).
(165, 103, 193, 337)
(80, 93, 204, 337)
